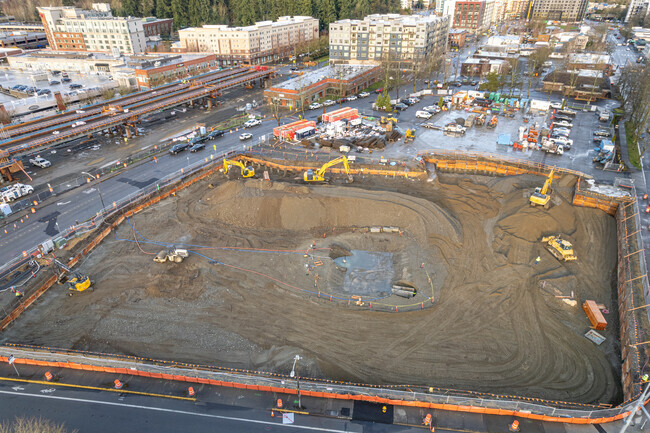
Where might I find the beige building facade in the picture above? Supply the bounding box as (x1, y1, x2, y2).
(177, 16, 319, 66)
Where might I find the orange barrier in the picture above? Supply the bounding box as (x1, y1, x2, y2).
(0, 353, 638, 424)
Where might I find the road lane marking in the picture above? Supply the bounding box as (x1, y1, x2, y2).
(0, 389, 350, 432)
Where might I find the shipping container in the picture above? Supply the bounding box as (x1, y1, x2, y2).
(583, 300, 607, 330)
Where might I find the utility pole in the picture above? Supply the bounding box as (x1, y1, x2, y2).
(290, 355, 302, 409)
(81, 171, 106, 213)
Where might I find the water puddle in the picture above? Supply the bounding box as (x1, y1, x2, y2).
(333, 250, 394, 296)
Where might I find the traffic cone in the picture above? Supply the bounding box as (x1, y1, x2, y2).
(276, 398, 283, 409)
(509, 420, 520, 432)
(44, 371, 53, 381)
(188, 386, 195, 397)
(114, 379, 123, 389)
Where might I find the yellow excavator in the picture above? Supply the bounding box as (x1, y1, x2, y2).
(541, 235, 577, 261)
(404, 129, 415, 144)
(530, 167, 555, 209)
(304, 156, 353, 182)
(52, 259, 93, 293)
(222, 158, 255, 178)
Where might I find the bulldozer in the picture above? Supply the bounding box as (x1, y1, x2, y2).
(154, 248, 189, 264)
(541, 235, 577, 261)
(304, 156, 353, 183)
(404, 129, 415, 144)
(222, 158, 255, 178)
(52, 259, 92, 293)
(529, 167, 555, 209)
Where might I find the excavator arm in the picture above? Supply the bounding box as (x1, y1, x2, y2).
(305, 156, 352, 182)
(539, 167, 555, 195)
(223, 159, 255, 178)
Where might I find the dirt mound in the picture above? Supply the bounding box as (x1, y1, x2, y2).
(329, 244, 351, 260)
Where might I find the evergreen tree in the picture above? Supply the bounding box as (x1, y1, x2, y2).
(188, 0, 211, 26)
(171, 0, 189, 28)
(337, 0, 351, 19)
(318, 0, 337, 29)
(121, 0, 141, 16)
(156, 0, 171, 18)
(353, 0, 370, 18)
(142, 0, 156, 17)
(298, 0, 314, 16)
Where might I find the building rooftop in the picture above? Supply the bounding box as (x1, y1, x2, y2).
(568, 53, 611, 64)
(333, 13, 447, 27)
(10, 50, 208, 68)
(180, 16, 316, 33)
(272, 64, 377, 91)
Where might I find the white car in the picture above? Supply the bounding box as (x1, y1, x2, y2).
(243, 119, 261, 128)
(423, 105, 440, 113)
(415, 110, 433, 119)
(358, 92, 370, 98)
(71, 121, 86, 128)
(552, 126, 571, 134)
(346, 95, 358, 101)
(422, 122, 437, 129)
(550, 137, 573, 149)
(553, 120, 573, 128)
(308, 102, 322, 110)
(52, 130, 60, 135)
(239, 132, 253, 140)
(323, 100, 336, 107)
(550, 102, 563, 109)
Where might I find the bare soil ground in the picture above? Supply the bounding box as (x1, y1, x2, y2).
(0, 170, 622, 405)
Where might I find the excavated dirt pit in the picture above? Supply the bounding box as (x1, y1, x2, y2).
(1, 172, 622, 404)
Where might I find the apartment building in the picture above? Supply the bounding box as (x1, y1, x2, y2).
(177, 16, 319, 66)
(328, 14, 450, 65)
(451, 0, 495, 33)
(529, 0, 589, 22)
(625, 0, 650, 23)
(37, 3, 172, 55)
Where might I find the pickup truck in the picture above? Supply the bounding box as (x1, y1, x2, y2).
(541, 138, 564, 155)
(29, 156, 51, 168)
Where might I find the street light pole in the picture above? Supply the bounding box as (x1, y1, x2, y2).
(81, 171, 106, 212)
(290, 355, 302, 409)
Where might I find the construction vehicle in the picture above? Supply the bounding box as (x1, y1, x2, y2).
(52, 259, 92, 293)
(222, 159, 255, 178)
(487, 115, 498, 128)
(153, 248, 189, 263)
(404, 129, 415, 143)
(529, 167, 555, 209)
(304, 156, 353, 182)
(380, 116, 398, 125)
(541, 235, 577, 261)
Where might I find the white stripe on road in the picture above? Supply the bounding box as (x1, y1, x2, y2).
(0, 389, 351, 432)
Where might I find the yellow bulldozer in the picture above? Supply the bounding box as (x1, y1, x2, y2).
(541, 235, 577, 261)
(530, 167, 555, 209)
(222, 158, 255, 178)
(304, 156, 353, 183)
(380, 116, 398, 125)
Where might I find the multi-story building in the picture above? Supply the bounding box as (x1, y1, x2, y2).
(528, 0, 589, 22)
(177, 16, 319, 66)
(504, 0, 529, 19)
(625, 0, 650, 23)
(451, 0, 494, 33)
(37, 3, 172, 55)
(0, 31, 48, 50)
(329, 14, 450, 65)
(401, 0, 433, 9)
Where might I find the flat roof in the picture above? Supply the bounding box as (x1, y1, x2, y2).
(273, 64, 377, 91)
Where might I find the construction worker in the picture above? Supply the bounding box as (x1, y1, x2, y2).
(643, 374, 649, 382)
(10, 287, 23, 298)
(535, 256, 541, 265)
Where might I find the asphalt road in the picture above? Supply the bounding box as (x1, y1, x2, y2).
(0, 381, 370, 433)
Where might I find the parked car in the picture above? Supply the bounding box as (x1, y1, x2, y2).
(549, 137, 573, 149)
(243, 119, 262, 128)
(358, 92, 370, 98)
(52, 130, 60, 135)
(62, 77, 72, 83)
(49, 81, 60, 85)
(29, 156, 51, 168)
(553, 120, 573, 128)
(239, 132, 253, 140)
(69, 83, 83, 89)
(394, 102, 409, 111)
(71, 121, 86, 127)
(594, 129, 612, 137)
(422, 122, 437, 129)
(552, 129, 571, 137)
(189, 142, 205, 152)
(336, 97, 347, 104)
(374, 88, 384, 94)
(51, 70, 61, 75)
(346, 95, 358, 101)
(415, 110, 433, 119)
(169, 142, 191, 154)
(308, 102, 322, 110)
(323, 100, 336, 106)
(423, 105, 440, 113)
(37, 89, 51, 95)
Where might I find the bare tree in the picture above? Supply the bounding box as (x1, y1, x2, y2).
(618, 65, 650, 156)
(0, 416, 77, 433)
(269, 97, 284, 126)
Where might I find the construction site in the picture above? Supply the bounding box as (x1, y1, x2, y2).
(0, 150, 639, 410)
